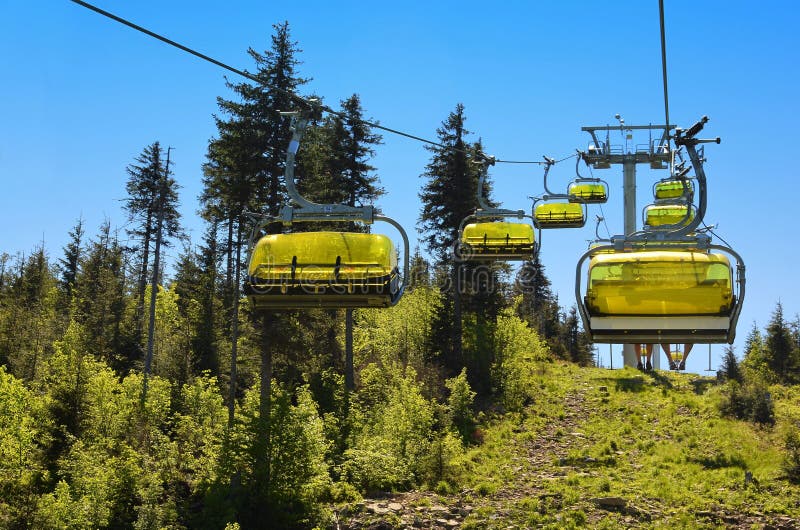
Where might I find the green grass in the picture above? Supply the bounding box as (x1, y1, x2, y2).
(446, 361, 800, 528)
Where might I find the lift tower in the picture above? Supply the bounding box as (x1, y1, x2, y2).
(580, 119, 674, 368)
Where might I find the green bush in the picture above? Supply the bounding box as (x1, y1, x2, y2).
(719, 378, 775, 425)
(343, 365, 436, 492)
(784, 424, 800, 483)
(446, 368, 476, 442)
(492, 303, 550, 412)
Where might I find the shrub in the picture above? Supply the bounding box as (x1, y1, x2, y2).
(719, 378, 775, 425)
(445, 368, 476, 442)
(784, 424, 800, 483)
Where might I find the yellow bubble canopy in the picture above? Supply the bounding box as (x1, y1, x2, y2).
(460, 221, 535, 260)
(534, 202, 585, 228)
(586, 251, 733, 316)
(654, 179, 694, 200)
(568, 182, 608, 203)
(245, 231, 400, 308)
(645, 204, 694, 227)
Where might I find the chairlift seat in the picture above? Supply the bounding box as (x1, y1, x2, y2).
(586, 251, 733, 316)
(460, 221, 535, 260)
(654, 179, 694, 200)
(583, 250, 735, 343)
(645, 204, 695, 227)
(245, 231, 400, 309)
(568, 182, 608, 204)
(534, 202, 586, 228)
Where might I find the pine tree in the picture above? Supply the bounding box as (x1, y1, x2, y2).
(58, 217, 84, 313)
(719, 345, 742, 383)
(327, 94, 384, 208)
(418, 104, 479, 263)
(73, 221, 128, 371)
(1, 246, 59, 380)
(764, 302, 800, 383)
(123, 142, 182, 345)
(417, 104, 502, 392)
(172, 227, 223, 376)
(201, 23, 310, 437)
(562, 306, 594, 366)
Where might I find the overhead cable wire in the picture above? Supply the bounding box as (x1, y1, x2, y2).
(69, 0, 562, 167)
(658, 0, 671, 144)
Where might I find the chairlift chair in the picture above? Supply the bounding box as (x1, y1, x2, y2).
(532, 155, 588, 229)
(575, 117, 745, 345)
(245, 106, 409, 310)
(568, 154, 609, 204)
(456, 155, 537, 261)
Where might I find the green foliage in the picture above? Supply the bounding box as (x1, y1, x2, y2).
(174, 373, 227, 494)
(719, 376, 775, 425)
(232, 382, 330, 528)
(718, 345, 742, 383)
(446, 368, 476, 442)
(0, 366, 47, 525)
(144, 284, 190, 386)
(344, 365, 436, 492)
(420, 431, 467, 488)
(492, 301, 551, 412)
(743, 304, 800, 384)
(784, 423, 800, 483)
(354, 286, 441, 367)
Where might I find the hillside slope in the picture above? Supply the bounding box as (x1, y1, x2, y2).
(335, 362, 800, 529)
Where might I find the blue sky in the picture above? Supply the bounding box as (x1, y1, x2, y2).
(1, 1, 798, 372)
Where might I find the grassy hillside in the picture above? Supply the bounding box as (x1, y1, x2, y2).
(337, 362, 800, 529)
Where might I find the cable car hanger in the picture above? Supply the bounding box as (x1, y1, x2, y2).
(455, 154, 537, 261)
(568, 152, 609, 204)
(244, 99, 410, 309)
(532, 156, 588, 229)
(573, 116, 745, 344)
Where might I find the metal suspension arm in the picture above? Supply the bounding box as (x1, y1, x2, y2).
(279, 103, 376, 224)
(375, 214, 410, 306)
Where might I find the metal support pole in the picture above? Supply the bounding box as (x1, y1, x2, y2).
(622, 157, 638, 368)
(345, 309, 354, 391)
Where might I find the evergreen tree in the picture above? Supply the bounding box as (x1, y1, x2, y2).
(58, 217, 84, 312)
(172, 229, 222, 376)
(719, 345, 742, 383)
(561, 306, 594, 366)
(417, 105, 502, 392)
(764, 302, 800, 383)
(327, 94, 384, 208)
(1, 246, 59, 380)
(123, 142, 182, 345)
(742, 321, 768, 375)
(418, 104, 479, 263)
(514, 256, 557, 331)
(73, 221, 129, 371)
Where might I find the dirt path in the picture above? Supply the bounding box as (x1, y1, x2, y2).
(333, 388, 593, 529)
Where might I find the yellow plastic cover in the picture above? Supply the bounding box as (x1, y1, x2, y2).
(534, 202, 585, 228)
(645, 205, 694, 227)
(654, 179, 694, 200)
(248, 231, 397, 283)
(461, 222, 534, 247)
(568, 182, 608, 203)
(586, 251, 733, 316)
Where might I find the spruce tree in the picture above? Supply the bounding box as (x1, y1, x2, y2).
(73, 221, 128, 371)
(719, 345, 742, 383)
(123, 142, 182, 345)
(765, 302, 799, 383)
(417, 104, 502, 392)
(58, 217, 84, 313)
